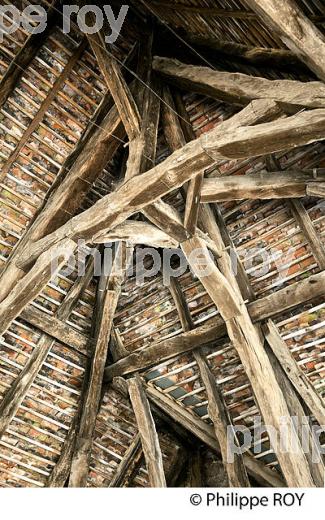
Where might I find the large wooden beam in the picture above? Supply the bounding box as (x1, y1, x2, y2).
(0, 239, 76, 337)
(264, 320, 325, 427)
(19, 306, 90, 357)
(104, 271, 325, 379)
(87, 27, 140, 140)
(247, 0, 325, 81)
(201, 172, 325, 202)
(307, 183, 325, 198)
(183, 34, 310, 73)
(19, 107, 325, 266)
(93, 220, 179, 248)
(153, 57, 325, 109)
(128, 376, 166, 488)
(69, 243, 133, 487)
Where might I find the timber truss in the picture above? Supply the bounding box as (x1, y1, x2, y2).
(0, 0, 324, 488)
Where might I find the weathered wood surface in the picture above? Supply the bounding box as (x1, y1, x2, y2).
(146, 385, 284, 487)
(184, 34, 310, 72)
(167, 277, 193, 332)
(93, 220, 179, 248)
(48, 364, 90, 487)
(69, 244, 133, 487)
(247, 0, 325, 81)
(87, 25, 140, 139)
(153, 57, 325, 108)
(213, 204, 255, 302)
(288, 199, 325, 270)
(182, 236, 242, 320)
(109, 434, 142, 487)
(264, 320, 325, 427)
(128, 376, 166, 487)
(18, 106, 325, 267)
(19, 306, 90, 357)
(0, 335, 54, 441)
(0, 239, 76, 337)
(307, 183, 325, 197)
(201, 172, 325, 202)
(56, 256, 95, 321)
(194, 351, 250, 487)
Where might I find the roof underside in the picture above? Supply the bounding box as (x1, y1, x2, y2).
(0, 0, 324, 488)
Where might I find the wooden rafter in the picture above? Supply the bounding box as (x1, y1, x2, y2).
(0, 239, 76, 337)
(247, 0, 325, 81)
(153, 57, 325, 109)
(128, 375, 166, 487)
(87, 26, 140, 140)
(167, 274, 249, 486)
(69, 243, 133, 487)
(200, 172, 325, 202)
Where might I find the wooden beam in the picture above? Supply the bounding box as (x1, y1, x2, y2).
(247, 0, 325, 81)
(128, 375, 166, 487)
(167, 277, 193, 332)
(264, 320, 325, 427)
(288, 199, 325, 270)
(213, 204, 255, 302)
(56, 256, 95, 321)
(0, 239, 76, 337)
(153, 57, 325, 109)
(20, 306, 90, 357)
(48, 364, 90, 487)
(264, 340, 325, 487)
(194, 350, 250, 487)
(0, 4, 57, 108)
(146, 385, 284, 488)
(87, 27, 140, 140)
(182, 236, 242, 321)
(307, 183, 325, 198)
(69, 243, 133, 487)
(183, 33, 310, 72)
(149, 1, 257, 19)
(93, 220, 179, 248)
(200, 172, 325, 202)
(109, 434, 142, 487)
(0, 335, 54, 441)
(21, 106, 325, 266)
(167, 273, 248, 486)
(184, 173, 204, 235)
